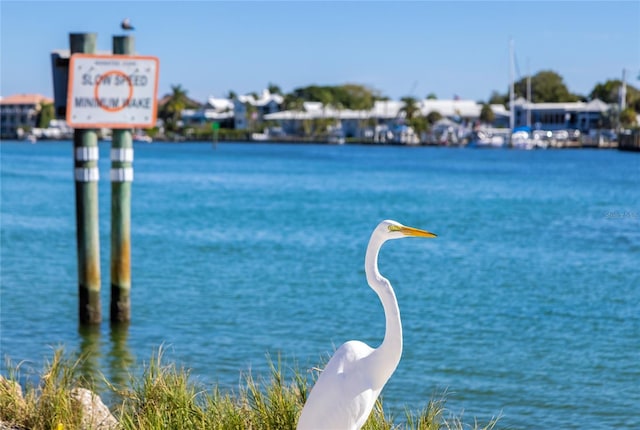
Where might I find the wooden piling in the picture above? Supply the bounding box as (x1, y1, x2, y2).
(71, 33, 101, 325)
(110, 35, 134, 323)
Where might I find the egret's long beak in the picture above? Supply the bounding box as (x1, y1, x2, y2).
(400, 225, 437, 238)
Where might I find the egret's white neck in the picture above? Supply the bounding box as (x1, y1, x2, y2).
(365, 234, 403, 388)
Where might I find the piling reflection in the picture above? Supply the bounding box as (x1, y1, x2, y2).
(77, 325, 101, 387)
(108, 322, 134, 387)
(77, 323, 134, 391)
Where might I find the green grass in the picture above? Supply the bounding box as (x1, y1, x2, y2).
(1, 348, 501, 430)
(1, 349, 87, 429)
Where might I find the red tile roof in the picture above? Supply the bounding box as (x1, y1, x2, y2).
(0, 94, 53, 105)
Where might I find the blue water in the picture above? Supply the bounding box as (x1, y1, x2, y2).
(1, 141, 639, 428)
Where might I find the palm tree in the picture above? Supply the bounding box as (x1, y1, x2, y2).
(399, 96, 420, 122)
(398, 96, 428, 143)
(317, 92, 334, 136)
(426, 110, 443, 125)
(245, 102, 258, 131)
(37, 102, 54, 129)
(160, 85, 189, 132)
(479, 104, 495, 124)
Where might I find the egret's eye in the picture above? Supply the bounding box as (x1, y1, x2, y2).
(388, 225, 402, 233)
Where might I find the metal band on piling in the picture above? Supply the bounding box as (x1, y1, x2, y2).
(74, 147, 99, 182)
(75, 167, 100, 182)
(75, 146, 99, 161)
(110, 148, 134, 162)
(110, 148, 134, 182)
(110, 167, 134, 182)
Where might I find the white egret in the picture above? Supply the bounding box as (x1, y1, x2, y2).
(297, 220, 437, 430)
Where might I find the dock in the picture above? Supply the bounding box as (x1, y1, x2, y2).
(619, 130, 640, 152)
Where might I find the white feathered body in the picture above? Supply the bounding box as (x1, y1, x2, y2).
(297, 340, 382, 430)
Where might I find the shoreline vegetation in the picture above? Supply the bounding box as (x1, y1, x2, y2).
(1, 348, 501, 430)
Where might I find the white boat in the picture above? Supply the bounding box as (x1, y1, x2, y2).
(387, 124, 419, 145)
(251, 132, 269, 141)
(133, 134, 153, 143)
(327, 133, 345, 145)
(511, 130, 535, 150)
(251, 127, 286, 142)
(468, 127, 508, 148)
(475, 135, 505, 148)
(327, 125, 346, 145)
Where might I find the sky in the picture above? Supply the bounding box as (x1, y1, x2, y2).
(1, 1, 639, 104)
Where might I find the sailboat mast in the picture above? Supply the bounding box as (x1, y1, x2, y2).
(526, 58, 532, 128)
(509, 38, 515, 135)
(620, 68, 627, 111)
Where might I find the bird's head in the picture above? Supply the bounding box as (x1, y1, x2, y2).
(379, 219, 437, 241)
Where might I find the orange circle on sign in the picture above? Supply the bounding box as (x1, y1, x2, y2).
(93, 70, 134, 112)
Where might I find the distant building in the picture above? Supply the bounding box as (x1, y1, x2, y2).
(512, 97, 610, 131)
(179, 89, 284, 131)
(182, 96, 235, 128)
(0, 94, 53, 139)
(264, 98, 496, 137)
(419, 99, 483, 121)
(234, 89, 284, 130)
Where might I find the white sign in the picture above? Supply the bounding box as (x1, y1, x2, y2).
(66, 54, 159, 128)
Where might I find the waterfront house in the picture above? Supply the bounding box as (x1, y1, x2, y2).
(263, 101, 372, 137)
(418, 99, 482, 122)
(234, 89, 284, 130)
(512, 97, 609, 131)
(182, 96, 235, 128)
(264, 98, 502, 140)
(0, 94, 53, 139)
